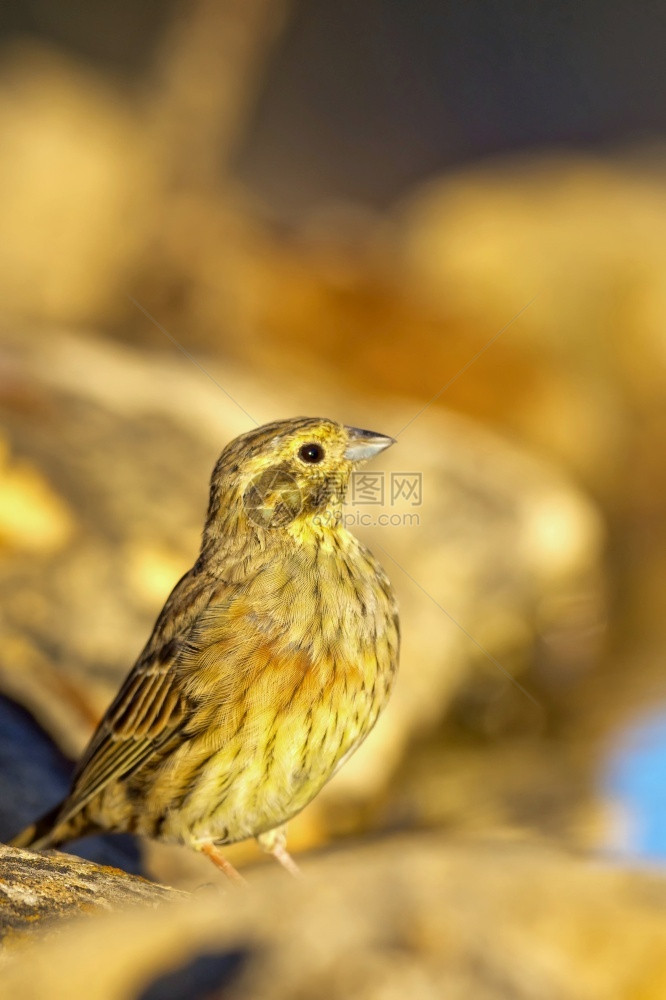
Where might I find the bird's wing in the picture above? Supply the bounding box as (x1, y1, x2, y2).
(63, 662, 189, 817)
(55, 571, 221, 826)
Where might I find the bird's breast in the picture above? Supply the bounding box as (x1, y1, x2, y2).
(165, 533, 399, 844)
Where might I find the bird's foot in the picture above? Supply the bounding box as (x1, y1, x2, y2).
(257, 827, 303, 878)
(199, 841, 247, 884)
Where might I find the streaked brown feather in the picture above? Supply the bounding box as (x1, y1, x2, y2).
(53, 573, 220, 827)
(55, 674, 189, 827)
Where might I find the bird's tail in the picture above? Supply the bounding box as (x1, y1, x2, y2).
(8, 801, 81, 851)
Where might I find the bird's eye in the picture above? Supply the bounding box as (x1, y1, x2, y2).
(298, 442, 325, 464)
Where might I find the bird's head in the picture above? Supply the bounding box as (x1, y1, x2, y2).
(206, 417, 395, 535)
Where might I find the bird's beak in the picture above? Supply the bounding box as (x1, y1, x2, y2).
(344, 426, 396, 462)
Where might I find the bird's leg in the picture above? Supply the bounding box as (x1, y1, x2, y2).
(199, 841, 247, 884)
(257, 826, 302, 878)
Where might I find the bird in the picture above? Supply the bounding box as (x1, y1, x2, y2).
(10, 417, 400, 881)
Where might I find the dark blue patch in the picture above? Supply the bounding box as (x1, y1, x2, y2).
(0, 694, 145, 875)
(136, 949, 250, 1000)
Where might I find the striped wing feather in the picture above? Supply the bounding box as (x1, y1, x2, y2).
(55, 658, 189, 827)
(54, 571, 222, 828)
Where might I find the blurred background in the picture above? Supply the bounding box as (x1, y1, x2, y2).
(1, 0, 666, 890)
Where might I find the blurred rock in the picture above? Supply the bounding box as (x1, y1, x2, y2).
(0, 43, 159, 325)
(0, 2, 290, 332)
(395, 150, 666, 485)
(0, 434, 73, 553)
(398, 152, 666, 354)
(2, 834, 666, 1000)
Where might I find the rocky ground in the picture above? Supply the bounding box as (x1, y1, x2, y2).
(3, 834, 666, 1000)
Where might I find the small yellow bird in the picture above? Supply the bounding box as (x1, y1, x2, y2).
(11, 417, 399, 880)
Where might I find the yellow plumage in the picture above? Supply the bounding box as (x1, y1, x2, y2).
(10, 417, 399, 879)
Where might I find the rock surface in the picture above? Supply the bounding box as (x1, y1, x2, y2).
(0, 843, 181, 951)
(2, 834, 666, 1000)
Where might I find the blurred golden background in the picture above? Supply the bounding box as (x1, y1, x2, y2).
(2, 1, 666, 995)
